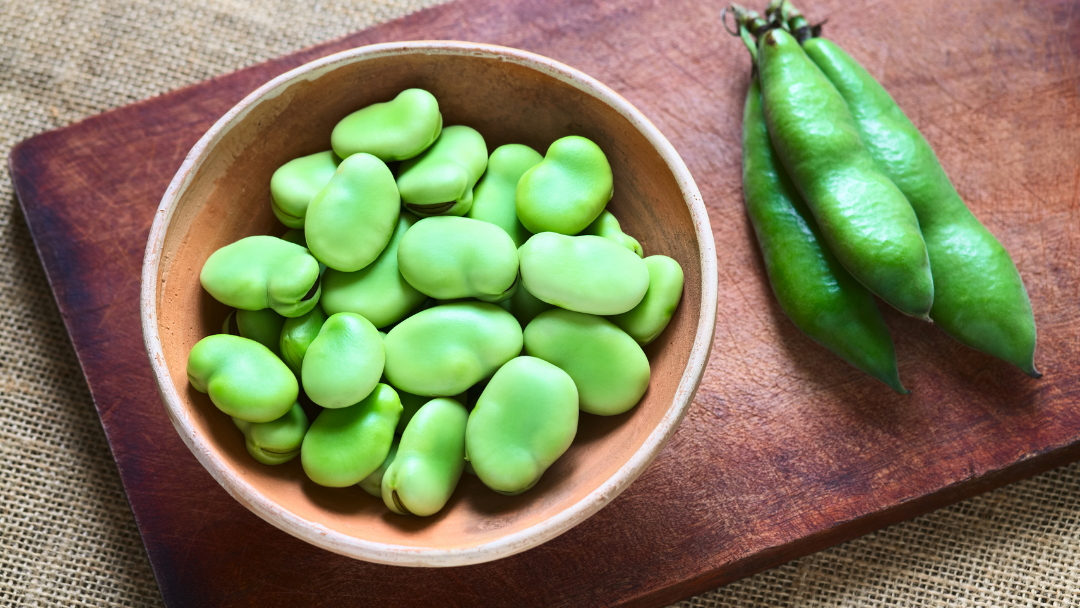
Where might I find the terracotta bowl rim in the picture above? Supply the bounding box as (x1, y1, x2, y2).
(140, 40, 718, 567)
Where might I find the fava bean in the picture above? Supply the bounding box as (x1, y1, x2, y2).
(302, 312, 384, 408)
(331, 89, 442, 162)
(396, 125, 487, 217)
(187, 334, 298, 422)
(200, 235, 321, 318)
(301, 383, 401, 487)
(467, 144, 542, 247)
(381, 397, 467, 516)
(359, 440, 398, 497)
(383, 302, 523, 396)
(466, 356, 578, 495)
(305, 153, 400, 272)
(270, 151, 340, 228)
(232, 402, 309, 465)
(516, 136, 612, 235)
(520, 232, 649, 315)
(610, 255, 684, 345)
(580, 210, 643, 257)
(507, 281, 553, 327)
(524, 309, 649, 416)
(223, 308, 285, 357)
(321, 211, 426, 327)
(279, 306, 327, 375)
(397, 216, 519, 302)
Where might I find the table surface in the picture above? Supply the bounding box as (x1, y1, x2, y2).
(3, 0, 1080, 606)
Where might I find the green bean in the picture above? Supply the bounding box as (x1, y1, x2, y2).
(381, 397, 467, 516)
(754, 23, 934, 319)
(609, 255, 685, 347)
(199, 235, 321, 318)
(397, 216, 519, 302)
(187, 334, 298, 422)
(396, 125, 487, 217)
(320, 211, 426, 327)
(580, 210, 643, 257)
(779, 3, 1038, 376)
(467, 144, 542, 247)
(278, 306, 327, 375)
(232, 402, 309, 465)
(331, 88, 442, 162)
(305, 153, 400, 272)
(301, 383, 401, 487)
(222, 308, 285, 357)
(301, 312, 384, 408)
(270, 151, 340, 228)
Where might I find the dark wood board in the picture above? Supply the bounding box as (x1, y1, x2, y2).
(10, 0, 1080, 606)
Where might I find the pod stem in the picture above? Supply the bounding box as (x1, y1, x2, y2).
(722, 4, 780, 64)
(765, 0, 825, 43)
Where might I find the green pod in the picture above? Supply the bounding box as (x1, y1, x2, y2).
(609, 255, 685, 346)
(359, 439, 398, 497)
(466, 356, 578, 495)
(508, 281, 554, 327)
(802, 36, 1039, 377)
(467, 144, 542, 247)
(515, 135, 613, 235)
(187, 334, 298, 422)
(397, 125, 488, 217)
(232, 402, 309, 465)
(524, 309, 649, 416)
(301, 383, 402, 487)
(383, 302, 523, 396)
(279, 305, 327, 375)
(321, 211, 426, 327)
(270, 151, 340, 228)
(520, 232, 649, 315)
(580, 210, 643, 257)
(331, 89, 442, 162)
(301, 312, 385, 408)
(741, 75, 906, 392)
(199, 235, 321, 318)
(381, 397, 468, 516)
(757, 28, 933, 319)
(397, 216, 519, 301)
(305, 153, 401, 272)
(223, 308, 285, 357)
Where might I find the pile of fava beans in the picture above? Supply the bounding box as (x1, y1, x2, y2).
(729, 0, 1040, 393)
(186, 88, 686, 517)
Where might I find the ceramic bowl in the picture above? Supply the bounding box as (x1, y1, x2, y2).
(141, 41, 717, 566)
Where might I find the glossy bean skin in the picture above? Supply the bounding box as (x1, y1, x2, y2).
(383, 302, 523, 396)
(223, 308, 285, 357)
(331, 89, 442, 162)
(359, 440, 398, 497)
(397, 216, 519, 302)
(610, 255, 685, 347)
(396, 125, 487, 217)
(305, 153, 400, 272)
(508, 281, 554, 327)
(803, 37, 1039, 377)
(740, 75, 906, 392)
(580, 210, 643, 257)
(516, 136, 612, 235)
(301, 383, 402, 487)
(199, 236, 321, 318)
(301, 312, 384, 408)
(466, 357, 578, 495)
(278, 306, 327, 375)
(524, 309, 650, 416)
(232, 402, 309, 465)
(270, 151, 340, 228)
(381, 397, 468, 516)
(758, 28, 934, 319)
(519, 232, 649, 315)
(467, 144, 542, 247)
(187, 334, 298, 422)
(321, 212, 426, 327)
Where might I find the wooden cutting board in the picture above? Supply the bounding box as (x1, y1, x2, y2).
(10, 0, 1080, 605)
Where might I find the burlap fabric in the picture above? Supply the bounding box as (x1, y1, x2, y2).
(1, 1, 1076, 606)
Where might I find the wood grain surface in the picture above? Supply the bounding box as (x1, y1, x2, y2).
(10, 0, 1080, 606)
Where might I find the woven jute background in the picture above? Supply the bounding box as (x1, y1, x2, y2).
(1, 1, 1077, 606)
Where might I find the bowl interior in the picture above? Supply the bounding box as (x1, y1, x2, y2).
(154, 47, 704, 555)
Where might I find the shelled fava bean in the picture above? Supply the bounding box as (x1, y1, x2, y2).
(186, 88, 685, 517)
